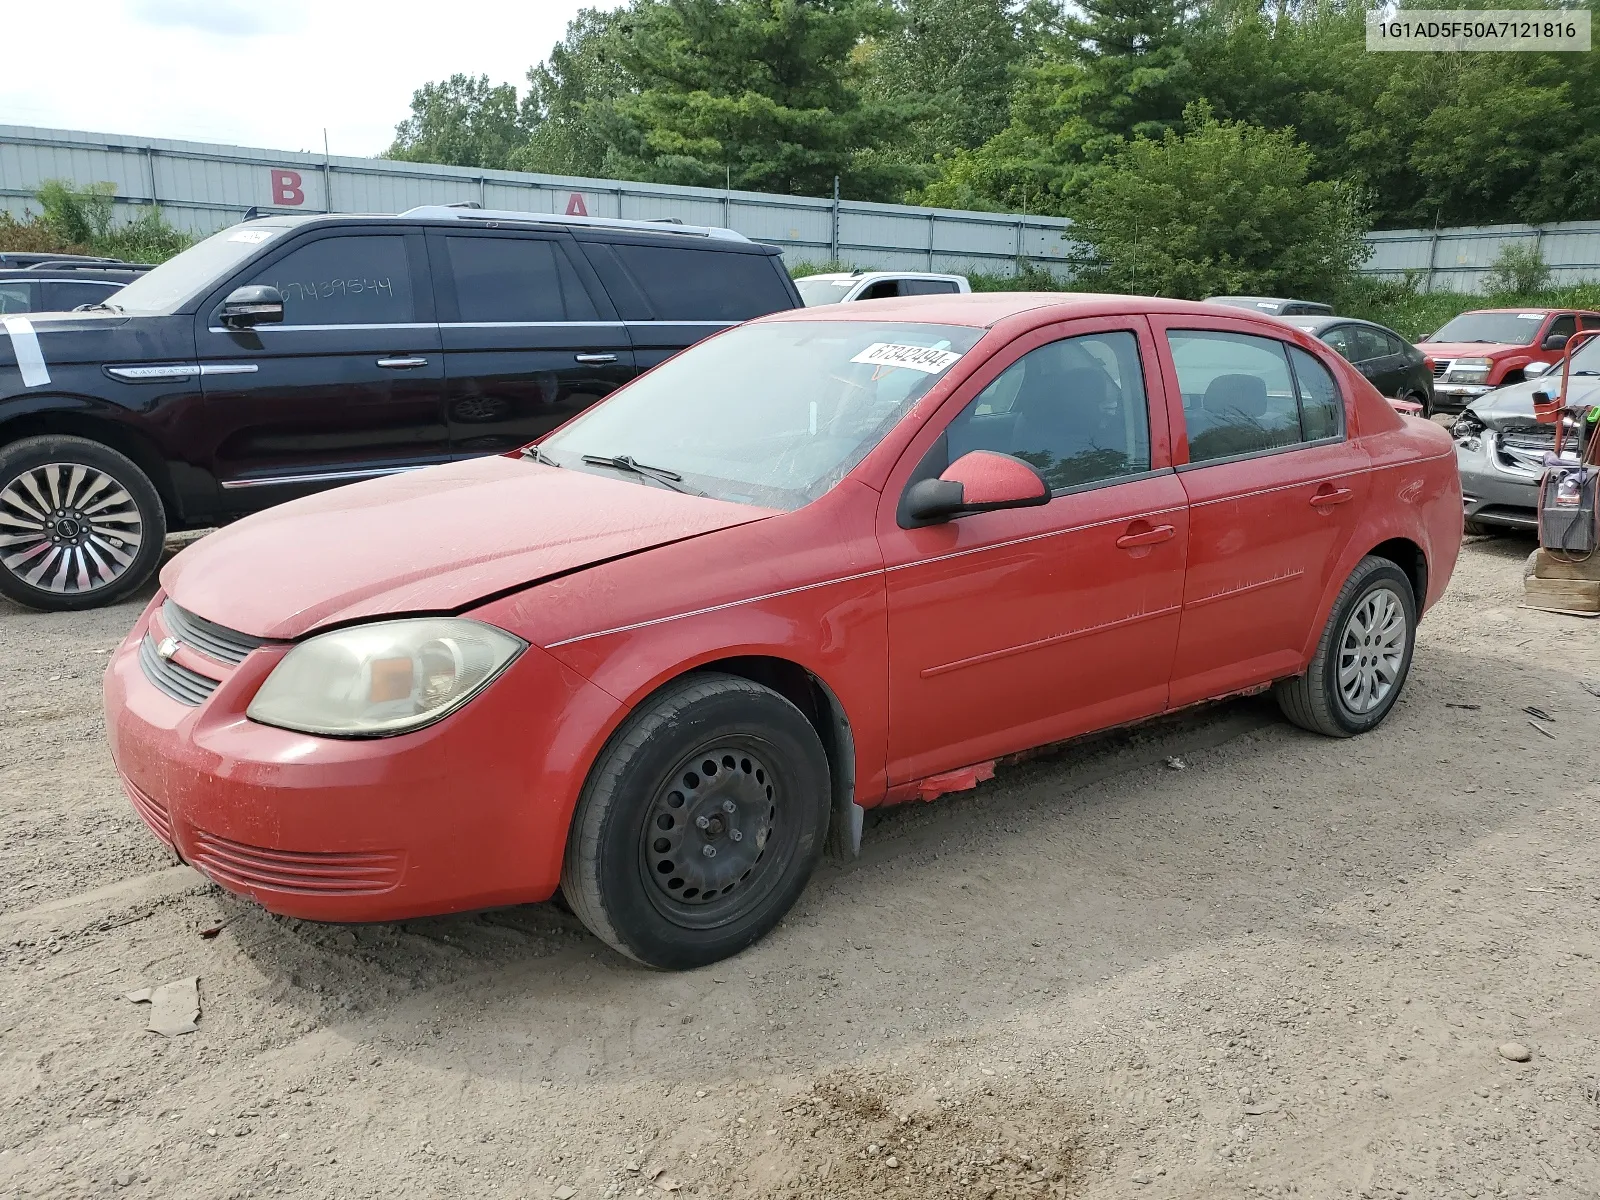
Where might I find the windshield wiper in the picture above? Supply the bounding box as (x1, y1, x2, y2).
(580, 453, 702, 495)
(520, 444, 559, 466)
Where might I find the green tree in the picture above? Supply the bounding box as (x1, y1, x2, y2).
(1068, 102, 1369, 299)
(601, 0, 916, 198)
(387, 73, 528, 168)
(512, 6, 638, 177)
(918, 0, 1194, 214)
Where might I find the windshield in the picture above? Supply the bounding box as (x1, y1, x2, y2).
(106, 224, 287, 314)
(541, 321, 985, 509)
(795, 277, 856, 307)
(1425, 311, 1543, 345)
(1563, 336, 1600, 374)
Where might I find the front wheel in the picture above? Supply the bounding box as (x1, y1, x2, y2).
(0, 435, 166, 611)
(561, 673, 831, 969)
(1275, 556, 1417, 737)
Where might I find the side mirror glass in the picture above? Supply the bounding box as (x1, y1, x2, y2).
(1524, 360, 1553, 379)
(219, 284, 284, 329)
(1542, 333, 1569, 352)
(903, 450, 1052, 524)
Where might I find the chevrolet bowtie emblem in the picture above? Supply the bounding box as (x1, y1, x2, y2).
(157, 637, 179, 660)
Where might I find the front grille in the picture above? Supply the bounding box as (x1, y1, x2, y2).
(1498, 427, 1556, 452)
(139, 633, 221, 706)
(162, 600, 265, 666)
(121, 774, 173, 846)
(190, 830, 404, 896)
(1432, 359, 1451, 378)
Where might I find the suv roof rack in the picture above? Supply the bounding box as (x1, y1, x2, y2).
(397, 205, 751, 243)
(23, 260, 151, 274)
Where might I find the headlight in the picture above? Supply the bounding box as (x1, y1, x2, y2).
(1442, 357, 1492, 384)
(1452, 411, 1486, 452)
(247, 618, 525, 737)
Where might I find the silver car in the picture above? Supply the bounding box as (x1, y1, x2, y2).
(1452, 345, 1599, 533)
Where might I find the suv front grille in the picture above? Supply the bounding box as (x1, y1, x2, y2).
(1431, 359, 1451, 378)
(162, 600, 265, 666)
(139, 633, 221, 706)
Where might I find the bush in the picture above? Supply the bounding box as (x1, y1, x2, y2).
(1068, 102, 1370, 301)
(5, 180, 194, 265)
(1335, 272, 1600, 341)
(1482, 242, 1552, 295)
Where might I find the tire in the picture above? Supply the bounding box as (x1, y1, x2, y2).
(561, 672, 831, 969)
(1463, 518, 1498, 537)
(1275, 556, 1417, 738)
(0, 435, 166, 612)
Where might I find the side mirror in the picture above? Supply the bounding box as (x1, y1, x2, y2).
(219, 284, 284, 329)
(903, 450, 1051, 524)
(1524, 360, 1553, 379)
(1542, 333, 1569, 352)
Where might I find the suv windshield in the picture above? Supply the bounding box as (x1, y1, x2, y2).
(541, 321, 984, 509)
(1426, 311, 1544, 345)
(106, 224, 288, 315)
(795, 277, 856, 306)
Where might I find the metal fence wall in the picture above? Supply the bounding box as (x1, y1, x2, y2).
(1364, 222, 1600, 292)
(0, 125, 1075, 276)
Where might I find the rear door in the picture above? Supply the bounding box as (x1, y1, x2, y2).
(578, 239, 797, 371)
(428, 229, 630, 458)
(195, 229, 448, 507)
(1150, 319, 1370, 707)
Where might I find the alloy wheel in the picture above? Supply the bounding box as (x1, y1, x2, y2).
(0, 462, 145, 595)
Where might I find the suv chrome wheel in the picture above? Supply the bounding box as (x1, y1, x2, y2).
(1336, 585, 1407, 715)
(0, 462, 144, 595)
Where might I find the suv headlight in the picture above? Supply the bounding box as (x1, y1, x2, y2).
(247, 618, 525, 737)
(1442, 357, 1492, 384)
(1451, 410, 1486, 452)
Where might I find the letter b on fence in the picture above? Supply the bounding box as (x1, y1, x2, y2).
(271, 169, 305, 207)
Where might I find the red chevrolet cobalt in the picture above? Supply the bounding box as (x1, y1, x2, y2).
(105, 294, 1462, 968)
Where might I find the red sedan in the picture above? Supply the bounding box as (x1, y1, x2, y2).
(104, 293, 1462, 968)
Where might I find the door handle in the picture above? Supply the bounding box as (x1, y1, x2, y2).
(1116, 523, 1177, 549)
(376, 356, 428, 369)
(1310, 486, 1355, 507)
(574, 352, 618, 365)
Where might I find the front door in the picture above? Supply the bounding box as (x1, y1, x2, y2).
(427, 230, 633, 457)
(878, 319, 1189, 785)
(196, 229, 447, 509)
(1152, 320, 1371, 707)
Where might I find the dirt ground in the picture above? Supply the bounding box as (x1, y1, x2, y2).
(1, 533, 1598, 1200)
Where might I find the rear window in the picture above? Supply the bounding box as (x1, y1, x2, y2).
(607, 244, 793, 322)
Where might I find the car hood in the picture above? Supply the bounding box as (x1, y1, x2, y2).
(162, 456, 778, 640)
(1417, 341, 1528, 360)
(1466, 372, 1600, 430)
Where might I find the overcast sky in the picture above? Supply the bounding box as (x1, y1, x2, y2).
(0, 0, 618, 156)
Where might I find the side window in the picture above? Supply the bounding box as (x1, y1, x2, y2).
(1381, 330, 1409, 357)
(1321, 327, 1355, 361)
(443, 236, 599, 323)
(1580, 314, 1600, 331)
(1548, 314, 1577, 340)
(945, 331, 1151, 491)
(0, 283, 35, 314)
(245, 235, 414, 325)
(857, 279, 901, 300)
(610, 244, 794, 321)
(1347, 327, 1390, 363)
(1290, 347, 1343, 441)
(1167, 330, 1302, 463)
(45, 281, 120, 311)
(900, 279, 959, 296)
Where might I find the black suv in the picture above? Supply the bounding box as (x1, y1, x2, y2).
(0, 206, 799, 610)
(0, 257, 151, 315)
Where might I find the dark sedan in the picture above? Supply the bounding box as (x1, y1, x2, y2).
(1280, 317, 1435, 414)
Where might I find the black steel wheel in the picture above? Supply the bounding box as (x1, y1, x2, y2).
(0, 435, 166, 612)
(562, 673, 830, 969)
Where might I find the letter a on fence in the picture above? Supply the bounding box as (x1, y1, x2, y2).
(565, 192, 589, 217)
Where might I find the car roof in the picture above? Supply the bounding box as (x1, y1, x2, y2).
(1279, 315, 1396, 335)
(1457, 307, 1596, 315)
(234, 208, 764, 250)
(799, 271, 965, 282)
(758, 291, 1312, 330)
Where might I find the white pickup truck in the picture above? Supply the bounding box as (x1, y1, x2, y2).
(794, 270, 971, 306)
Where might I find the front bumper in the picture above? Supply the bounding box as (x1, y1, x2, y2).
(1455, 433, 1539, 529)
(103, 596, 615, 922)
(1432, 382, 1492, 412)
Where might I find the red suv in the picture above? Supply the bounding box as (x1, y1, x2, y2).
(1419, 308, 1600, 413)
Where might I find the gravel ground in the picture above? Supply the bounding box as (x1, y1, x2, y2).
(1, 533, 1597, 1199)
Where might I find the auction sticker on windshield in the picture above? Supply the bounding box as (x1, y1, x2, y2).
(851, 343, 963, 374)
